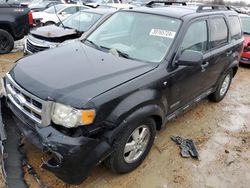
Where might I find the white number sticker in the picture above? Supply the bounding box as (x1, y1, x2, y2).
(150, 29, 176, 39)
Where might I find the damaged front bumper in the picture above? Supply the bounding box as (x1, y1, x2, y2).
(0, 97, 112, 185)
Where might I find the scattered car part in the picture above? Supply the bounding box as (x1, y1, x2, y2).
(0, 103, 27, 188)
(24, 159, 52, 188)
(170, 136, 200, 159)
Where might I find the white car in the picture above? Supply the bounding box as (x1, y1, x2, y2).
(32, 4, 90, 26)
(85, 0, 135, 9)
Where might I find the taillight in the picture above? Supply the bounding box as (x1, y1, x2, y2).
(28, 11, 33, 27)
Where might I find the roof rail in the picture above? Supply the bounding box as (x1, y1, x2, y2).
(196, 5, 231, 12)
(145, 1, 187, 7)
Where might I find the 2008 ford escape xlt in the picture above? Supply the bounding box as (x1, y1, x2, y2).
(0, 2, 243, 185)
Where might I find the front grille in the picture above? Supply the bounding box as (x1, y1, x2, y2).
(5, 73, 52, 125)
(26, 39, 49, 54)
(241, 57, 250, 62)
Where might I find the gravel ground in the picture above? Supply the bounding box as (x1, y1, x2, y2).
(0, 44, 250, 188)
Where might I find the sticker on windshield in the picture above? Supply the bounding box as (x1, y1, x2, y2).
(150, 29, 176, 38)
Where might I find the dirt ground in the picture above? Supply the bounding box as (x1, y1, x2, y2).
(0, 43, 250, 188)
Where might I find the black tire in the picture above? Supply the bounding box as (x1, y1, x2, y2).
(0, 29, 14, 54)
(105, 118, 156, 173)
(208, 69, 233, 102)
(43, 21, 55, 26)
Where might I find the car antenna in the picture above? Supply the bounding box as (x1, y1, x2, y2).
(53, 2, 66, 29)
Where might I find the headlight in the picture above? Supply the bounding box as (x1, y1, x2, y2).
(51, 103, 96, 128)
(0, 78, 6, 97)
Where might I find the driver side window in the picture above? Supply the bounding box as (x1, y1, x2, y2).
(180, 20, 208, 52)
(62, 7, 78, 15)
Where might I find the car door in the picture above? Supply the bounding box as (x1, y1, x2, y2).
(204, 15, 235, 89)
(167, 18, 212, 113)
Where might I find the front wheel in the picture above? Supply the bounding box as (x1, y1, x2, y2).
(0, 29, 14, 54)
(105, 118, 156, 173)
(208, 70, 233, 102)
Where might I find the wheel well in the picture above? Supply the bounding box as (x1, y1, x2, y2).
(44, 21, 55, 26)
(0, 24, 13, 37)
(151, 115, 163, 131)
(232, 66, 238, 77)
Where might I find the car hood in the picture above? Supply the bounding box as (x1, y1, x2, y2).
(10, 42, 157, 108)
(30, 25, 79, 42)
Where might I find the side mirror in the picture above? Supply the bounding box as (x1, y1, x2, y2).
(61, 11, 67, 16)
(176, 50, 203, 66)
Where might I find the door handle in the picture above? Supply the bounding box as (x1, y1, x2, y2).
(226, 50, 233, 56)
(201, 61, 209, 72)
(201, 61, 209, 68)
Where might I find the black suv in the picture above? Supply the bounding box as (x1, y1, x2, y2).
(0, 2, 243, 185)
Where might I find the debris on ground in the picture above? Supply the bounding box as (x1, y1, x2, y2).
(0, 104, 51, 188)
(24, 159, 51, 188)
(0, 104, 28, 188)
(170, 136, 200, 160)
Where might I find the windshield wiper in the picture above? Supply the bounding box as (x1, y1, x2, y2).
(113, 49, 131, 59)
(83, 41, 134, 60)
(100, 46, 134, 60)
(84, 39, 101, 50)
(63, 26, 73, 29)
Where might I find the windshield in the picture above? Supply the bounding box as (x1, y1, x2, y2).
(62, 11, 102, 32)
(85, 12, 181, 63)
(44, 4, 65, 14)
(241, 17, 250, 34)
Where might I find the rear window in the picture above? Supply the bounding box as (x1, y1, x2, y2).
(210, 17, 228, 48)
(228, 16, 242, 40)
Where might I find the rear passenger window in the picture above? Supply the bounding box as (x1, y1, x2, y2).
(228, 16, 242, 40)
(210, 18, 228, 48)
(63, 7, 77, 15)
(181, 20, 208, 52)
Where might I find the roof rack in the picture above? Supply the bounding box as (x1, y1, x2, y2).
(145, 1, 187, 7)
(196, 5, 231, 12)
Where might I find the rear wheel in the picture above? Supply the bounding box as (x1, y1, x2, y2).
(208, 69, 233, 102)
(105, 118, 156, 173)
(0, 29, 14, 54)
